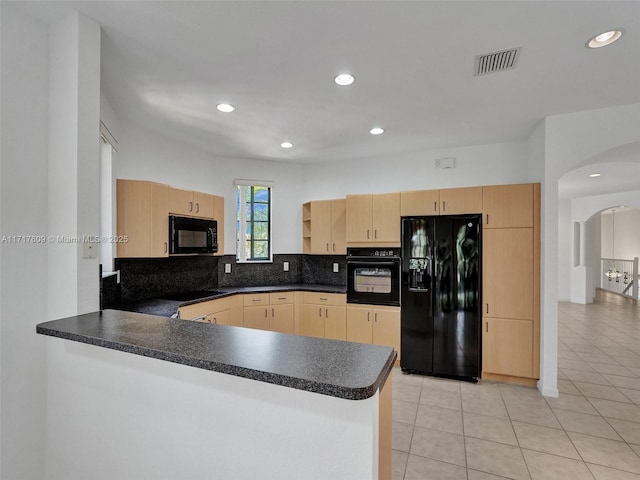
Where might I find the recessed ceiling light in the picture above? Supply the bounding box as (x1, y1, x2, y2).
(280, 142, 293, 149)
(334, 73, 355, 86)
(589, 173, 602, 177)
(369, 127, 384, 135)
(586, 29, 624, 48)
(216, 103, 235, 113)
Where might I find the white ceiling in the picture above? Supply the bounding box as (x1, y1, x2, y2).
(15, 1, 640, 197)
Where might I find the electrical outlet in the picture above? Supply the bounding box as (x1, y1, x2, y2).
(333, 263, 339, 273)
(283, 261, 289, 272)
(225, 263, 232, 274)
(83, 241, 98, 259)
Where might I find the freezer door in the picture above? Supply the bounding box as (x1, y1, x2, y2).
(400, 217, 435, 374)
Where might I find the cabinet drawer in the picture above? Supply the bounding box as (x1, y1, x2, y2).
(303, 292, 346, 306)
(269, 292, 295, 304)
(243, 293, 270, 306)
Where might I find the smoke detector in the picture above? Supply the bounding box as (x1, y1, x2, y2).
(474, 47, 521, 76)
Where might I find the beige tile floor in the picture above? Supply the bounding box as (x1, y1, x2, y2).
(392, 290, 640, 479)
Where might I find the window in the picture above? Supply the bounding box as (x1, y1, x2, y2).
(236, 183, 272, 262)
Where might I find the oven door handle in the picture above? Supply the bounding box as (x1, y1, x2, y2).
(348, 260, 398, 267)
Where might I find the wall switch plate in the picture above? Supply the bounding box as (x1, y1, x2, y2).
(283, 261, 289, 272)
(333, 263, 339, 273)
(83, 241, 98, 259)
(224, 263, 232, 274)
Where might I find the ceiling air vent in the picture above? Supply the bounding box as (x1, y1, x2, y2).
(474, 47, 521, 76)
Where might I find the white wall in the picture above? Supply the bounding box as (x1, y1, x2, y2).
(1, 7, 102, 479)
(113, 122, 307, 254)
(303, 141, 529, 200)
(601, 208, 640, 261)
(1, 5, 49, 478)
(557, 199, 571, 302)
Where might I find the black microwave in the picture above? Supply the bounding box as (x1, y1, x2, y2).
(169, 215, 218, 255)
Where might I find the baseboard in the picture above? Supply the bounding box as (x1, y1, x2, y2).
(481, 372, 538, 387)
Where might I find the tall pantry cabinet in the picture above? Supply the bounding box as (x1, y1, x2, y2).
(482, 183, 540, 382)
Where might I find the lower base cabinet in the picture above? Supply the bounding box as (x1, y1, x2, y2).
(346, 305, 400, 360)
(482, 318, 534, 378)
(178, 296, 243, 327)
(302, 292, 346, 340)
(244, 293, 295, 334)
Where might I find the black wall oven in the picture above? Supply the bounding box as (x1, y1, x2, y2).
(346, 248, 401, 306)
(169, 215, 218, 255)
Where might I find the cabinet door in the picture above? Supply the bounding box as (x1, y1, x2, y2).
(193, 191, 215, 218)
(372, 308, 400, 356)
(483, 318, 533, 378)
(324, 305, 347, 341)
(243, 305, 270, 330)
(168, 187, 194, 216)
(483, 229, 534, 320)
(483, 184, 534, 228)
(212, 194, 224, 255)
(346, 306, 373, 344)
(439, 187, 483, 215)
(310, 200, 332, 254)
(270, 304, 294, 334)
(400, 190, 440, 216)
(151, 182, 169, 257)
(346, 194, 372, 242)
(372, 193, 400, 243)
(331, 199, 347, 254)
(302, 304, 325, 338)
(117, 180, 168, 258)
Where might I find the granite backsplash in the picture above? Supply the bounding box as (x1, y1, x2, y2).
(112, 254, 347, 304)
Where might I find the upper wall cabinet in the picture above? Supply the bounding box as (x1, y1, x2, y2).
(117, 179, 169, 258)
(117, 179, 225, 257)
(346, 193, 400, 245)
(401, 187, 483, 216)
(168, 187, 215, 218)
(303, 199, 346, 254)
(482, 184, 534, 228)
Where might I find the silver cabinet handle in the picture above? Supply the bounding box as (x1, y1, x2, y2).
(374, 229, 377, 239)
(374, 312, 378, 322)
(434, 201, 438, 212)
(486, 214, 489, 225)
(332, 242, 335, 252)
(367, 229, 370, 239)
(189, 201, 193, 212)
(325, 308, 329, 318)
(442, 201, 446, 212)
(326, 243, 329, 252)
(486, 322, 489, 333)
(195, 202, 200, 213)
(486, 304, 489, 314)
(318, 307, 322, 317)
(164, 242, 168, 253)
(264, 308, 267, 318)
(367, 312, 370, 322)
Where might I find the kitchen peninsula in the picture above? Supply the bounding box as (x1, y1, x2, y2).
(37, 309, 395, 480)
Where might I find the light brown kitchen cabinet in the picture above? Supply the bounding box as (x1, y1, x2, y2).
(483, 318, 534, 378)
(482, 183, 540, 382)
(212, 194, 224, 255)
(169, 186, 215, 218)
(346, 305, 400, 360)
(483, 228, 534, 320)
(178, 295, 243, 327)
(400, 187, 482, 216)
(346, 193, 400, 245)
(116, 179, 169, 258)
(243, 292, 295, 333)
(301, 292, 346, 340)
(483, 183, 534, 228)
(303, 199, 346, 254)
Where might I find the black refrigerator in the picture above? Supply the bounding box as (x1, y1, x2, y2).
(401, 215, 482, 381)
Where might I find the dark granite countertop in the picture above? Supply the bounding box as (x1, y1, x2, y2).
(36, 309, 395, 400)
(121, 284, 347, 317)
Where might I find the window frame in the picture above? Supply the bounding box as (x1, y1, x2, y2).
(236, 183, 273, 263)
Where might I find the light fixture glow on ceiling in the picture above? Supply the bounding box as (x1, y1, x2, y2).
(586, 29, 623, 48)
(334, 73, 355, 86)
(369, 127, 384, 135)
(280, 142, 294, 149)
(589, 173, 602, 177)
(216, 103, 235, 113)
